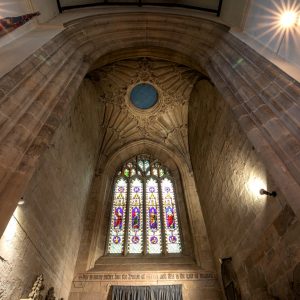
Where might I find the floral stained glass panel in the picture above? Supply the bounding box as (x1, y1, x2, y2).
(161, 178, 181, 253)
(128, 178, 143, 254)
(108, 177, 127, 254)
(146, 178, 162, 254)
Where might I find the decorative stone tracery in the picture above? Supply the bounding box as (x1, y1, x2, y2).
(20, 274, 44, 300)
(20, 275, 63, 300)
(89, 58, 199, 165)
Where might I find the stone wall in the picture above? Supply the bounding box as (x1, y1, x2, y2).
(71, 58, 213, 272)
(69, 60, 220, 300)
(70, 270, 220, 300)
(1, 9, 299, 245)
(0, 79, 101, 300)
(189, 79, 300, 299)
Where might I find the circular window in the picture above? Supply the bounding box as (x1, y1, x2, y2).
(130, 83, 158, 109)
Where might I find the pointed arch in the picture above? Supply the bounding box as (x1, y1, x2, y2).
(107, 154, 182, 255)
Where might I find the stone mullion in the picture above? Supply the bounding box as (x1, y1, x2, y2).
(158, 178, 167, 255)
(143, 178, 147, 255)
(123, 178, 131, 256)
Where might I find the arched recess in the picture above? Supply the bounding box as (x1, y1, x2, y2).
(0, 9, 299, 247)
(74, 139, 215, 273)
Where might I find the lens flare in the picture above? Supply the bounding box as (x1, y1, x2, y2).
(280, 11, 298, 28)
(247, 1, 300, 56)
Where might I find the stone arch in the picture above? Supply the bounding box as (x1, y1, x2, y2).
(76, 139, 214, 272)
(0, 9, 299, 242)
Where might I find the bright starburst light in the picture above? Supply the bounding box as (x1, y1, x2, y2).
(248, 0, 300, 54)
(280, 10, 298, 28)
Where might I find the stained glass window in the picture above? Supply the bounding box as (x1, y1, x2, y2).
(108, 177, 127, 254)
(152, 168, 158, 177)
(159, 169, 164, 177)
(146, 178, 162, 254)
(128, 178, 143, 253)
(161, 178, 181, 253)
(144, 160, 150, 171)
(107, 155, 182, 255)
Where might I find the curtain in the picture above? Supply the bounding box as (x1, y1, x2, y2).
(111, 285, 183, 300)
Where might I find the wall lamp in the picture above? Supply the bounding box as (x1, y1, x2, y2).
(259, 189, 277, 197)
(220, 257, 232, 263)
(18, 197, 25, 206)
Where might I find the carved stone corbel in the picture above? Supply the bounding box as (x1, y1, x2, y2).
(20, 274, 44, 300)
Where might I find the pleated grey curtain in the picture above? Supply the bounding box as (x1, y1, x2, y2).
(111, 285, 183, 300)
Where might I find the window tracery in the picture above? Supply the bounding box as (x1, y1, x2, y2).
(107, 155, 182, 255)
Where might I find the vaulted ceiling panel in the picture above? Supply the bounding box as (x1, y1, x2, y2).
(88, 58, 200, 165)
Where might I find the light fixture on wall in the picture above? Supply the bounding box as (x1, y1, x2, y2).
(248, 177, 266, 197)
(18, 197, 25, 206)
(247, 176, 276, 198)
(259, 189, 277, 197)
(220, 257, 232, 263)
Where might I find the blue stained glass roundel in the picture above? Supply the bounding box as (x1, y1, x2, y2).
(130, 83, 158, 109)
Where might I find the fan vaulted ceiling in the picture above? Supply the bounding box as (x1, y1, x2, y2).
(84, 58, 202, 168)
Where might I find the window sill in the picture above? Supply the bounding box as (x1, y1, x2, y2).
(92, 255, 198, 272)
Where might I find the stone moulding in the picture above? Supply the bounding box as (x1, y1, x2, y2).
(89, 57, 199, 164)
(19, 274, 63, 300)
(20, 274, 44, 300)
(72, 271, 219, 289)
(80, 139, 214, 272)
(0, 9, 299, 240)
(75, 271, 217, 282)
